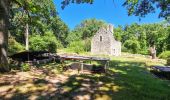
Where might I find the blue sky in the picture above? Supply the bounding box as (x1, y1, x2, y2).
(54, 0, 163, 29)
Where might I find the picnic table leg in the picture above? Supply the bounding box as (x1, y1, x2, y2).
(61, 58, 65, 71)
(104, 61, 107, 72)
(80, 61, 84, 73)
(107, 61, 110, 72)
(104, 61, 109, 73)
(78, 61, 80, 74)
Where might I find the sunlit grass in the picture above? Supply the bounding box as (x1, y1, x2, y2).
(1, 51, 169, 100)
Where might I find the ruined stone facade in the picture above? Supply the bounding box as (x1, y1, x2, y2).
(91, 24, 121, 56)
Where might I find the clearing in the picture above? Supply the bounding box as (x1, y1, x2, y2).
(0, 54, 170, 100)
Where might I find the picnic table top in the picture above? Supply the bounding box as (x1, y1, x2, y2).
(59, 55, 110, 61)
(153, 66, 170, 72)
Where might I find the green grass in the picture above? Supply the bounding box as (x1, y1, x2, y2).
(55, 57, 170, 100)
(1, 53, 170, 100)
(107, 59, 170, 100)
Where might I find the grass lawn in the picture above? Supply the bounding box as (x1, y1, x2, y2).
(0, 54, 170, 100)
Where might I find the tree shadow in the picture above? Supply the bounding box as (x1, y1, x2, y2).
(53, 60, 170, 100)
(0, 60, 170, 100)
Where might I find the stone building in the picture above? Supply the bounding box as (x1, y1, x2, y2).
(91, 24, 121, 56)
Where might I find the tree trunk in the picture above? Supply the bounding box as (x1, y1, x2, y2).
(149, 45, 156, 59)
(25, 23, 29, 51)
(0, 0, 10, 72)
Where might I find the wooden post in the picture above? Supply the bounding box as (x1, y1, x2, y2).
(80, 61, 84, 73)
(107, 61, 109, 71)
(104, 61, 109, 73)
(61, 58, 65, 71)
(104, 61, 107, 73)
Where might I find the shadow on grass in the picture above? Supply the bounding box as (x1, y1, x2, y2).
(0, 60, 170, 100)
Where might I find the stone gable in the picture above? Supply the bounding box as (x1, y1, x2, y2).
(91, 24, 121, 56)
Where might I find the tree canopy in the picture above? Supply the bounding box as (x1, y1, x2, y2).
(118, 22, 170, 54)
(64, 18, 169, 55)
(61, 0, 170, 21)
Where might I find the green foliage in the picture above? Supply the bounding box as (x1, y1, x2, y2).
(29, 35, 46, 51)
(67, 41, 85, 53)
(10, 0, 57, 40)
(124, 40, 141, 54)
(51, 17, 69, 46)
(138, 50, 149, 55)
(66, 18, 106, 52)
(21, 63, 30, 71)
(84, 38, 91, 52)
(43, 31, 63, 52)
(65, 21, 169, 55)
(158, 51, 170, 59)
(123, 0, 170, 20)
(116, 23, 169, 55)
(66, 18, 106, 44)
(166, 27, 170, 50)
(65, 18, 105, 53)
(66, 37, 92, 53)
(66, 31, 83, 44)
(10, 0, 69, 50)
(8, 0, 170, 57)
(29, 31, 62, 52)
(79, 19, 106, 39)
(114, 26, 123, 41)
(8, 37, 24, 55)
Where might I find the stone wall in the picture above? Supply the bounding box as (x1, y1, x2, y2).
(111, 41, 121, 56)
(91, 24, 121, 56)
(91, 28, 112, 55)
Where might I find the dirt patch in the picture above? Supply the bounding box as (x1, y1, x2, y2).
(0, 68, 110, 100)
(0, 69, 71, 100)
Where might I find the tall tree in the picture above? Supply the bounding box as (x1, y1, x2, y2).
(66, 18, 106, 44)
(123, 0, 170, 20)
(50, 16, 69, 46)
(0, 0, 10, 71)
(0, 0, 57, 71)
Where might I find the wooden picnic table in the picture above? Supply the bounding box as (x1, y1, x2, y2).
(59, 55, 110, 73)
(152, 66, 170, 72)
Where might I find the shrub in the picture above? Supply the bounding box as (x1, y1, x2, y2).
(124, 40, 141, 54)
(29, 35, 47, 51)
(84, 38, 91, 52)
(8, 37, 24, 55)
(66, 31, 82, 44)
(67, 41, 85, 53)
(30, 31, 63, 52)
(139, 50, 149, 55)
(121, 45, 128, 52)
(43, 31, 63, 52)
(158, 51, 170, 59)
(21, 63, 30, 71)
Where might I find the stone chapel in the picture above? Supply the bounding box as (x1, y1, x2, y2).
(91, 24, 121, 56)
